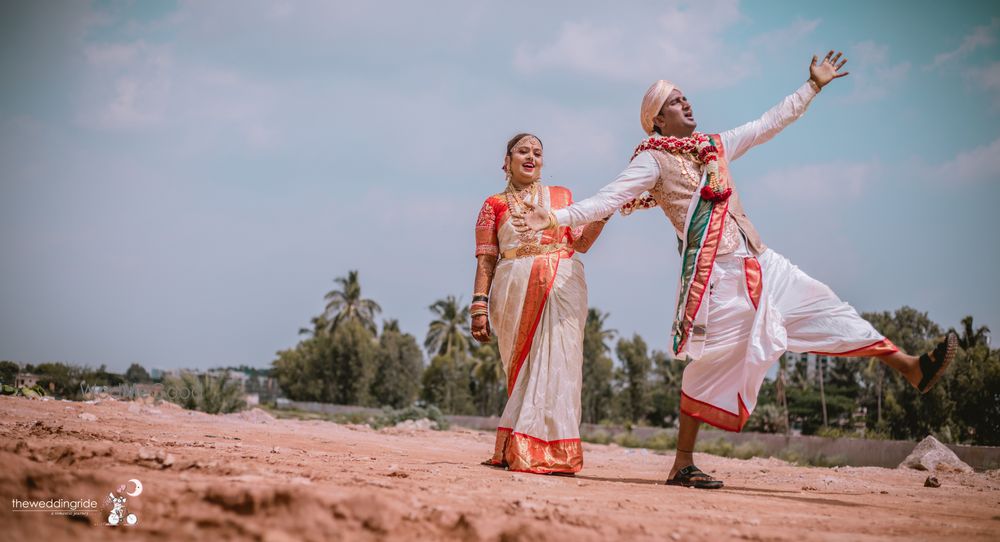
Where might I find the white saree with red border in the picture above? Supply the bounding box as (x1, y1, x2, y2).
(475, 184, 587, 473)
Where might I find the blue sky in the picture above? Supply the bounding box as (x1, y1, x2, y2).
(1, 1, 997, 372)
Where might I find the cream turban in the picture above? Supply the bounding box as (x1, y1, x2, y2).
(640, 79, 676, 135)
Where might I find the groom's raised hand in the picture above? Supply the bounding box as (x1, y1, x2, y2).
(810, 50, 849, 89)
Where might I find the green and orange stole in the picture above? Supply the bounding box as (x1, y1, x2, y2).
(672, 134, 732, 357)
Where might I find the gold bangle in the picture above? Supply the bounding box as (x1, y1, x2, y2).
(548, 211, 558, 229)
(808, 78, 822, 93)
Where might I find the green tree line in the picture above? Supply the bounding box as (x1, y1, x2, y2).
(271, 271, 999, 446)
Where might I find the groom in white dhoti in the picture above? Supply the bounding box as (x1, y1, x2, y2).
(514, 51, 957, 489)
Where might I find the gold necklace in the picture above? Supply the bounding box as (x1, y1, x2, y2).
(504, 181, 538, 213)
(505, 181, 542, 241)
(673, 153, 703, 189)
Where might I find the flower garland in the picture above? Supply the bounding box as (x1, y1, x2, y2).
(625, 132, 731, 210)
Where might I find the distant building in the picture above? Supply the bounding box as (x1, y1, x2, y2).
(784, 351, 841, 382)
(15, 373, 39, 388)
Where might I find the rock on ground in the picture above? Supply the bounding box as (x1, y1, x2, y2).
(899, 435, 974, 473)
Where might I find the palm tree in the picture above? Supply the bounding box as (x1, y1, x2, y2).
(951, 316, 991, 350)
(775, 354, 790, 435)
(864, 356, 886, 425)
(582, 308, 617, 424)
(299, 315, 330, 337)
(471, 339, 504, 415)
(586, 309, 617, 354)
(382, 319, 401, 334)
(425, 295, 471, 357)
(323, 270, 382, 335)
(818, 355, 828, 428)
(471, 340, 503, 385)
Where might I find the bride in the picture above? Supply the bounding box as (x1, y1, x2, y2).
(471, 133, 609, 474)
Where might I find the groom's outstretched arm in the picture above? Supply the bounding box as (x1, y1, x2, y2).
(722, 51, 849, 162)
(553, 152, 660, 229)
(719, 83, 817, 163)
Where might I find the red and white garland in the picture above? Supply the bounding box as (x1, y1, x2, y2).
(621, 132, 731, 216)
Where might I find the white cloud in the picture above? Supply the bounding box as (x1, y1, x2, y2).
(931, 137, 1000, 184)
(83, 41, 143, 66)
(927, 18, 999, 70)
(965, 61, 1000, 110)
(78, 41, 173, 130)
(755, 136, 1000, 207)
(749, 18, 820, 50)
(839, 41, 910, 104)
(512, 0, 758, 90)
(77, 37, 287, 150)
(758, 161, 879, 203)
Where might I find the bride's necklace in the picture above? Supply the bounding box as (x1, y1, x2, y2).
(505, 180, 541, 241)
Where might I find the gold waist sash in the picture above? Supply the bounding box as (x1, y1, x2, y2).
(501, 242, 571, 260)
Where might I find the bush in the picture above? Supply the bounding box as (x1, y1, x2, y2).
(582, 429, 611, 445)
(372, 405, 450, 430)
(732, 441, 767, 460)
(694, 438, 767, 460)
(1, 384, 46, 398)
(696, 437, 734, 457)
(161, 372, 246, 414)
(777, 447, 845, 467)
(613, 431, 644, 448)
(644, 430, 677, 451)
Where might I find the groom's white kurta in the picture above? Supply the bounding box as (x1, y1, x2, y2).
(552, 83, 897, 431)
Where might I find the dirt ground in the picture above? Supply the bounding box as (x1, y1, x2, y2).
(1, 395, 998, 541)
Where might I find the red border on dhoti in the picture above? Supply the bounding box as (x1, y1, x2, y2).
(680, 391, 751, 432)
(811, 338, 898, 357)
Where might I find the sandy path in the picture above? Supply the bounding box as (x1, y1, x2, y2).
(1, 395, 997, 541)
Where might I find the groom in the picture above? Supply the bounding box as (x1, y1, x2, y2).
(513, 51, 956, 489)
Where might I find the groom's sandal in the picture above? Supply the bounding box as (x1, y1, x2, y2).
(918, 332, 958, 394)
(665, 465, 724, 489)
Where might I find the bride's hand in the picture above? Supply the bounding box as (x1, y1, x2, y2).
(471, 314, 491, 343)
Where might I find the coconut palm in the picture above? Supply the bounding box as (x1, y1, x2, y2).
(586, 308, 617, 355)
(323, 270, 382, 335)
(818, 356, 828, 428)
(582, 308, 617, 424)
(382, 319, 401, 334)
(425, 295, 471, 357)
(951, 316, 991, 350)
(864, 356, 886, 424)
(471, 339, 505, 415)
(298, 315, 330, 337)
(775, 354, 790, 434)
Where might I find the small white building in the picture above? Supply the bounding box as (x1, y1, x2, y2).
(15, 373, 39, 388)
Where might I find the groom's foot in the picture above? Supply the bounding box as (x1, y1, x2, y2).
(916, 332, 958, 394)
(665, 465, 724, 489)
